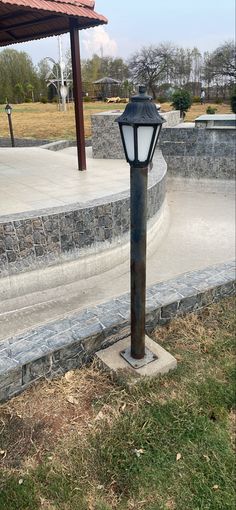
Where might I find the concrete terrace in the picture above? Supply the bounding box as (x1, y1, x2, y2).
(0, 147, 129, 216)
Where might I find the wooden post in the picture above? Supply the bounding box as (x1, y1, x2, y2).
(69, 18, 86, 171)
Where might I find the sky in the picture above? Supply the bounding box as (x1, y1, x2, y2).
(5, 0, 235, 65)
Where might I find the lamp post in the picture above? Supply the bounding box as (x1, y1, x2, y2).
(5, 103, 15, 148)
(116, 86, 165, 367)
(58, 35, 67, 112)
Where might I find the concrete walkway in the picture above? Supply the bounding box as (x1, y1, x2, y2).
(0, 182, 235, 342)
(0, 147, 129, 215)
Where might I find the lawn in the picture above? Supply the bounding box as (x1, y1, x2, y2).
(0, 297, 235, 510)
(0, 102, 127, 141)
(0, 101, 232, 141)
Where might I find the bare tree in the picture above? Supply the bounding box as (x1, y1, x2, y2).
(174, 48, 192, 87)
(129, 44, 175, 98)
(202, 41, 235, 100)
(190, 47, 203, 95)
(210, 41, 236, 81)
(202, 52, 214, 100)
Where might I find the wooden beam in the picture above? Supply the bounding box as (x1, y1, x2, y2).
(0, 9, 26, 23)
(0, 14, 59, 34)
(0, 28, 66, 45)
(69, 18, 86, 171)
(5, 30, 18, 40)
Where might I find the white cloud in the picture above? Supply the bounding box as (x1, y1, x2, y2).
(81, 27, 118, 58)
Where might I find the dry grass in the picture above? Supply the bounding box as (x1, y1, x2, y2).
(0, 298, 235, 510)
(0, 366, 113, 471)
(229, 409, 236, 451)
(0, 101, 232, 141)
(159, 101, 231, 122)
(0, 102, 126, 141)
(184, 102, 231, 121)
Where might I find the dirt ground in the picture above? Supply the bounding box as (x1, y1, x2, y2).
(0, 101, 232, 141)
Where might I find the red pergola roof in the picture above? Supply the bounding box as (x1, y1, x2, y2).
(0, 0, 107, 46)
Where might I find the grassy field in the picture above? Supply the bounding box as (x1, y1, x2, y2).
(0, 102, 127, 141)
(0, 101, 232, 141)
(0, 297, 235, 510)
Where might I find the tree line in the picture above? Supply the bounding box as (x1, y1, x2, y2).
(128, 41, 235, 100)
(0, 40, 235, 104)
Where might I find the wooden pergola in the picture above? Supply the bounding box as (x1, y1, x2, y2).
(0, 0, 108, 170)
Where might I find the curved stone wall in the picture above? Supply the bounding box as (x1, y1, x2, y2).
(0, 151, 167, 278)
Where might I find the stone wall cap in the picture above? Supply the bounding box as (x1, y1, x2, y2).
(195, 114, 236, 121)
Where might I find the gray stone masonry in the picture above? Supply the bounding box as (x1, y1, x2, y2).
(91, 110, 181, 159)
(91, 111, 235, 180)
(160, 128, 235, 179)
(0, 138, 50, 147)
(0, 138, 91, 150)
(0, 260, 235, 402)
(195, 114, 236, 129)
(42, 139, 92, 151)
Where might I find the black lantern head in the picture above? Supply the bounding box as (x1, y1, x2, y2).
(5, 103, 12, 116)
(116, 86, 165, 167)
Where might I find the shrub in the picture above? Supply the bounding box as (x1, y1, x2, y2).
(230, 87, 236, 113)
(83, 96, 92, 102)
(193, 95, 201, 103)
(40, 97, 48, 104)
(206, 106, 217, 114)
(215, 98, 223, 104)
(171, 89, 193, 118)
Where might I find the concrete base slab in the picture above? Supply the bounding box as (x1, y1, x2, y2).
(95, 336, 177, 381)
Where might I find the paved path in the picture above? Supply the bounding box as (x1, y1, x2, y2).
(0, 147, 129, 215)
(0, 184, 234, 342)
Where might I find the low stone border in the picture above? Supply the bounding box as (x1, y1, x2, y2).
(0, 260, 234, 402)
(0, 152, 166, 277)
(0, 138, 91, 150)
(0, 137, 50, 147)
(41, 139, 91, 151)
(41, 140, 74, 151)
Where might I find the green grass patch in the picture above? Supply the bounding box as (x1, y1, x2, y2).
(0, 297, 235, 509)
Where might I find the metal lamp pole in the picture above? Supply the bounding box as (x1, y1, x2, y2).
(130, 165, 148, 359)
(5, 104, 15, 147)
(116, 86, 165, 367)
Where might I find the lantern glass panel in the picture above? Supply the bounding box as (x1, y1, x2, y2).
(150, 125, 161, 161)
(122, 125, 135, 162)
(137, 126, 154, 162)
